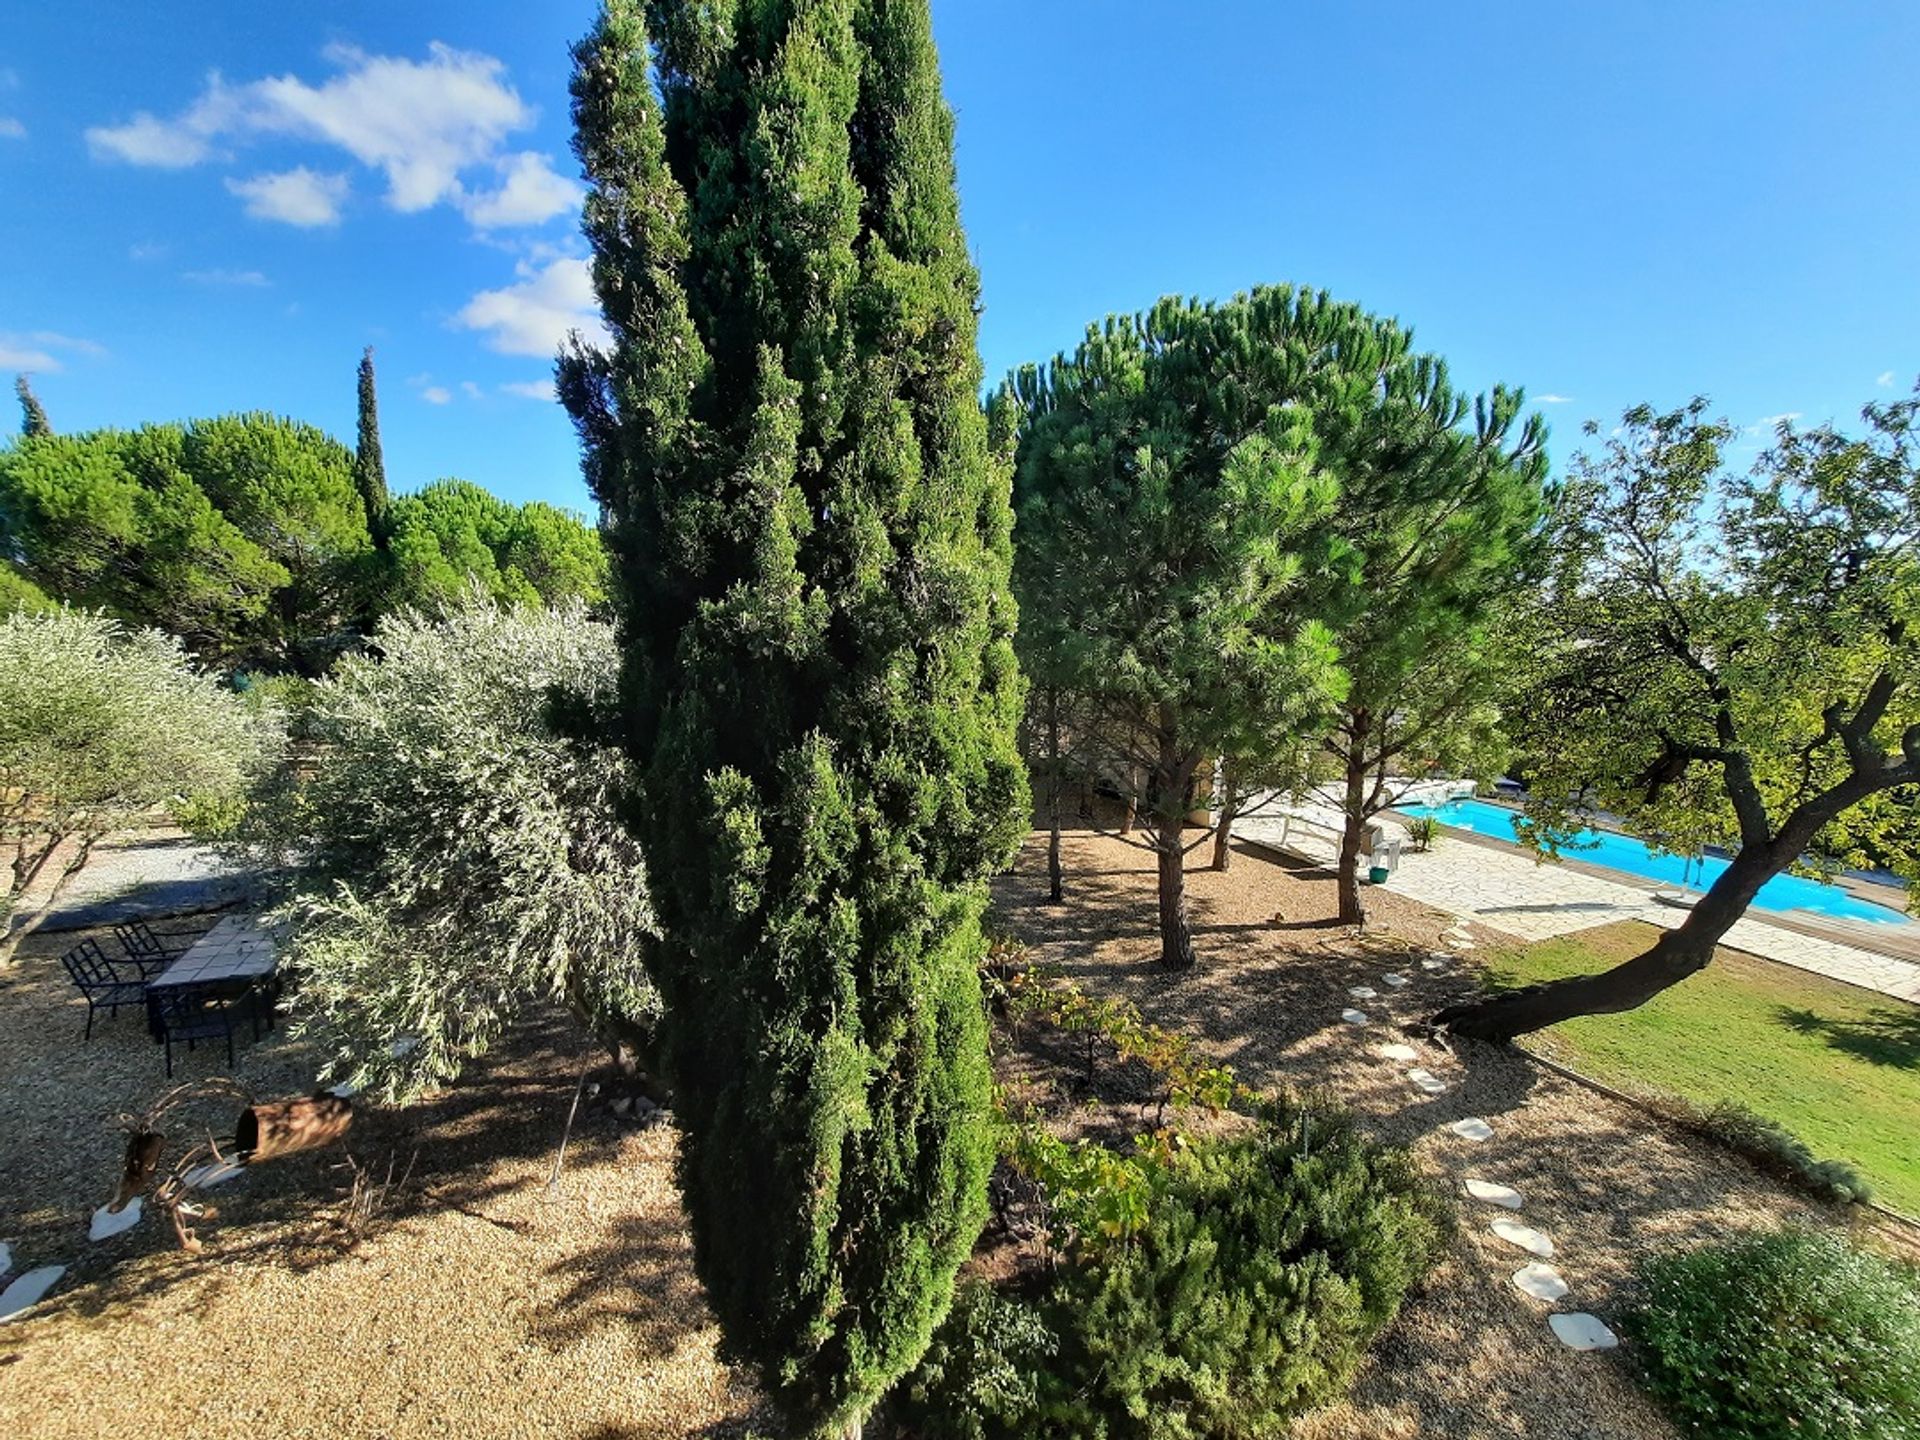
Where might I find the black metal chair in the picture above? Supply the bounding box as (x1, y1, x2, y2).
(113, 919, 190, 977)
(61, 938, 150, 1040)
(151, 984, 258, 1078)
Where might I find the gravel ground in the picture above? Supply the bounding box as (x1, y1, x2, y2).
(0, 828, 1870, 1439)
(0, 921, 762, 1440)
(989, 827, 1860, 1440)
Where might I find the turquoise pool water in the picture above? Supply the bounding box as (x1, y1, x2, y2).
(1395, 798, 1914, 927)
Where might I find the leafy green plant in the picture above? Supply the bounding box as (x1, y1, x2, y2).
(887, 1281, 1059, 1440)
(1627, 1227, 1920, 1440)
(1405, 815, 1438, 852)
(1693, 1101, 1873, 1205)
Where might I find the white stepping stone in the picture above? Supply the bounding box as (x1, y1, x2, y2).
(1381, 973, 1408, 988)
(1378, 1043, 1419, 1062)
(1341, 1008, 1369, 1025)
(1513, 1263, 1569, 1301)
(1464, 1178, 1523, 1209)
(89, 1197, 143, 1241)
(1421, 957, 1449, 971)
(182, 1158, 246, 1190)
(0, 1265, 65, 1323)
(1450, 1117, 1494, 1141)
(1348, 986, 1378, 1000)
(1490, 1218, 1554, 1258)
(388, 1036, 420, 1058)
(1549, 1312, 1618, 1351)
(1407, 1068, 1447, 1095)
(1454, 940, 1478, 951)
(328, 1081, 360, 1098)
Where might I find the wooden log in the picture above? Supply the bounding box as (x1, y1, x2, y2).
(234, 1095, 353, 1162)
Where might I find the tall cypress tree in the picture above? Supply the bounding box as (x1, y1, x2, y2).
(352, 347, 389, 544)
(558, 3, 1026, 1436)
(15, 375, 51, 438)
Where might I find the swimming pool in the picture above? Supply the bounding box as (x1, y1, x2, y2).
(1394, 797, 1914, 927)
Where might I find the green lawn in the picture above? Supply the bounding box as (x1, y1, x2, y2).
(1486, 922, 1920, 1217)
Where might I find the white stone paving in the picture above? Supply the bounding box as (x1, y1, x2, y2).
(1549, 1313, 1619, 1351)
(1237, 813, 1920, 1003)
(1513, 1263, 1570, 1301)
(0, 1265, 65, 1323)
(1490, 1219, 1556, 1258)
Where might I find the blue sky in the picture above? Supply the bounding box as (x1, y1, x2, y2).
(3, 2, 1916, 513)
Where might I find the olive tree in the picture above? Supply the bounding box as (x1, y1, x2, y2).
(1435, 391, 1920, 1041)
(0, 608, 275, 965)
(242, 599, 657, 1101)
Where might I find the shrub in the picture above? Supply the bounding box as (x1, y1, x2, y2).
(239, 598, 656, 1101)
(900, 1103, 1448, 1439)
(1627, 1227, 1920, 1440)
(1405, 815, 1438, 852)
(1696, 1101, 1873, 1205)
(889, 1281, 1060, 1440)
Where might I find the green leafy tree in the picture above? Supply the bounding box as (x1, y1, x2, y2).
(0, 564, 54, 614)
(1435, 392, 1920, 1041)
(0, 608, 276, 965)
(353, 346, 390, 544)
(1317, 371, 1550, 921)
(15, 375, 51, 438)
(557, 2, 1028, 1434)
(0, 423, 288, 658)
(1009, 289, 1423, 969)
(386, 478, 606, 612)
(241, 598, 657, 1101)
(182, 413, 375, 672)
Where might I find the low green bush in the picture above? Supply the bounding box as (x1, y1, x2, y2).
(1697, 1101, 1873, 1205)
(1627, 1227, 1920, 1440)
(891, 1103, 1448, 1439)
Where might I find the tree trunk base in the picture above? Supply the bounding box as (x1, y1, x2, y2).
(1429, 934, 1714, 1043)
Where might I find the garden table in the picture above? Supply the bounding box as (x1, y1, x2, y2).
(144, 916, 278, 1039)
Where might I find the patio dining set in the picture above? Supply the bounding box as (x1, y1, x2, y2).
(59, 915, 282, 1077)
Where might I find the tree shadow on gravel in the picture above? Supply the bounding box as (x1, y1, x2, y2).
(0, 941, 624, 1327)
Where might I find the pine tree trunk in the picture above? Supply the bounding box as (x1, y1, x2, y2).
(1335, 716, 1369, 924)
(1152, 717, 1197, 970)
(1430, 841, 1787, 1041)
(1045, 688, 1064, 904)
(1211, 759, 1237, 872)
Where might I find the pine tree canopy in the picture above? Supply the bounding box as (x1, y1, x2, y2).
(559, 1, 1027, 1434)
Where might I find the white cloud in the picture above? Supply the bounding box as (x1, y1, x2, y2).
(1535, 393, 1573, 404)
(182, 267, 271, 287)
(462, 151, 580, 229)
(1744, 412, 1800, 437)
(0, 331, 107, 372)
(460, 380, 483, 400)
(226, 166, 349, 227)
(421, 385, 453, 405)
(455, 256, 607, 357)
(500, 378, 556, 401)
(1877, 370, 1897, 388)
(85, 44, 571, 231)
(129, 241, 167, 261)
(87, 75, 249, 167)
(0, 117, 24, 140)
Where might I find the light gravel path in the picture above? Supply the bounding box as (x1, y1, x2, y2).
(1236, 813, 1920, 1003)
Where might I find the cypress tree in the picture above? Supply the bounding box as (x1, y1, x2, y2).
(558, 3, 1026, 1436)
(15, 375, 51, 438)
(352, 347, 389, 543)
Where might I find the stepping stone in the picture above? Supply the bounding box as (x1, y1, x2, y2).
(1381, 973, 1408, 988)
(1548, 1312, 1618, 1351)
(1341, 1008, 1369, 1025)
(1421, 957, 1449, 971)
(0, 1266, 65, 1323)
(328, 1081, 360, 1099)
(1513, 1263, 1569, 1301)
(1490, 1218, 1554, 1258)
(1378, 1043, 1419, 1062)
(1464, 1178, 1524, 1209)
(1454, 941, 1478, 951)
(1407, 1068, 1447, 1095)
(182, 1158, 246, 1190)
(0, 1240, 10, 1277)
(1348, 986, 1378, 1000)
(388, 1037, 420, 1058)
(89, 1197, 143, 1241)
(1450, 1117, 1495, 1142)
